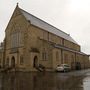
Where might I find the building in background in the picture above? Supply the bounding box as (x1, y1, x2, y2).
(0, 42, 4, 68)
(0, 4, 89, 71)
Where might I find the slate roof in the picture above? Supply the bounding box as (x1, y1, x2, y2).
(20, 8, 78, 44)
(54, 44, 86, 55)
(40, 38, 86, 55)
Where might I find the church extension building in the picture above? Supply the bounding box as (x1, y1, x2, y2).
(0, 5, 89, 71)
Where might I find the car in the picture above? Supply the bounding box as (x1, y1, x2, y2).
(55, 64, 70, 72)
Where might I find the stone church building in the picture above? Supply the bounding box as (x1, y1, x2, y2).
(0, 4, 89, 71)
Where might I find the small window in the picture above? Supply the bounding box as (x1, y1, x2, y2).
(64, 54, 68, 63)
(6, 57, 9, 66)
(71, 55, 74, 62)
(42, 52, 47, 60)
(0, 58, 1, 64)
(56, 51, 59, 61)
(42, 48, 48, 61)
(20, 56, 24, 65)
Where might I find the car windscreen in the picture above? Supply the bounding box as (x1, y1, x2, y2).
(63, 65, 69, 67)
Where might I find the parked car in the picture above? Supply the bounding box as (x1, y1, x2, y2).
(55, 64, 71, 72)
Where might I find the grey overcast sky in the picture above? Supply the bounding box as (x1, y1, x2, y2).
(0, 0, 90, 54)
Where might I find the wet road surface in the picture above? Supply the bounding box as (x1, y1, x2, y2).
(0, 69, 90, 90)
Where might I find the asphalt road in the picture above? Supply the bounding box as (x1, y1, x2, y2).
(0, 69, 90, 90)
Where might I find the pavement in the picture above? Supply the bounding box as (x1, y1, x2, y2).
(0, 69, 90, 90)
(67, 69, 90, 76)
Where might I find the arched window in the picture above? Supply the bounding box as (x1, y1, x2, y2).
(20, 55, 24, 65)
(11, 31, 18, 48)
(11, 30, 23, 48)
(42, 48, 48, 60)
(6, 57, 9, 67)
(33, 56, 38, 67)
(11, 56, 15, 67)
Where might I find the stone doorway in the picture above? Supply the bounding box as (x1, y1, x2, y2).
(33, 56, 38, 67)
(11, 56, 15, 68)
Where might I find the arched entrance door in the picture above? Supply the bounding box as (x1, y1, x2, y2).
(11, 56, 15, 68)
(33, 56, 38, 67)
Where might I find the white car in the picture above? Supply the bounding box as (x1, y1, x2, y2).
(56, 64, 70, 72)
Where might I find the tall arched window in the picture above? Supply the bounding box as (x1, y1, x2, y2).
(11, 31, 18, 48)
(11, 30, 23, 48)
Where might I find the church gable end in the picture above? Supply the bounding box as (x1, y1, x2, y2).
(5, 4, 29, 33)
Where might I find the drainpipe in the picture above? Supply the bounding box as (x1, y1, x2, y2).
(75, 53, 76, 70)
(3, 39, 6, 68)
(61, 49, 63, 64)
(61, 38, 64, 64)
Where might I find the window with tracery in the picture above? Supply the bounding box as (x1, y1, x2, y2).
(20, 55, 24, 65)
(42, 48, 48, 60)
(11, 30, 22, 48)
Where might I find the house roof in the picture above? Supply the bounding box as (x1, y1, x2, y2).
(40, 38, 87, 55)
(20, 8, 78, 44)
(54, 44, 86, 55)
